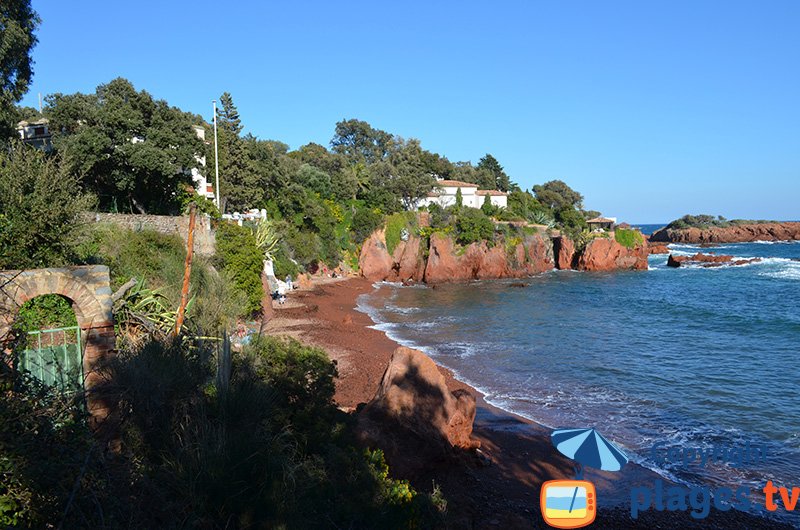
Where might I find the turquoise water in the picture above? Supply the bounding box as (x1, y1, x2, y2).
(358, 235, 800, 495)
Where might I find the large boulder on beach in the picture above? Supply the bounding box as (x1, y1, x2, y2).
(358, 346, 479, 475)
(359, 229, 395, 282)
(575, 236, 649, 271)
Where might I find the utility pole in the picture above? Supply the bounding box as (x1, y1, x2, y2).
(173, 202, 196, 337)
(212, 100, 221, 210)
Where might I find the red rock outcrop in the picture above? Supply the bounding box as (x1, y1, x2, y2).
(650, 222, 800, 243)
(422, 232, 553, 283)
(553, 236, 576, 269)
(667, 253, 762, 268)
(575, 237, 649, 271)
(649, 244, 670, 254)
(358, 230, 425, 282)
(357, 347, 478, 475)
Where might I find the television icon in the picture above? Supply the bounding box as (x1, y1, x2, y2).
(540, 480, 596, 529)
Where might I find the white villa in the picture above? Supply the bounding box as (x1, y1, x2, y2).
(191, 125, 216, 201)
(417, 179, 508, 210)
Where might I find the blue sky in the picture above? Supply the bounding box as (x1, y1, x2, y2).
(20, 1, 799, 223)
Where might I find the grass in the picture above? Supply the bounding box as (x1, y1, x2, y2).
(615, 228, 644, 249)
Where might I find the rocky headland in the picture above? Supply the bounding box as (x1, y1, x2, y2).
(650, 222, 800, 244)
(359, 228, 648, 283)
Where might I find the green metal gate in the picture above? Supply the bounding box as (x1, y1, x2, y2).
(18, 326, 83, 391)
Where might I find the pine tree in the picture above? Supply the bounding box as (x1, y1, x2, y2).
(477, 153, 512, 192)
(214, 92, 261, 211)
(455, 187, 463, 208)
(481, 193, 495, 216)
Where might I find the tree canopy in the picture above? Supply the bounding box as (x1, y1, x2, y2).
(46, 78, 204, 214)
(0, 0, 39, 137)
(532, 179, 584, 211)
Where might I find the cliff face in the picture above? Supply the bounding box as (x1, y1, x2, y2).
(553, 236, 576, 269)
(575, 237, 649, 271)
(423, 232, 553, 283)
(358, 229, 425, 282)
(650, 222, 800, 243)
(359, 229, 648, 283)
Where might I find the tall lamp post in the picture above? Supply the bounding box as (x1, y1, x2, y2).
(212, 100, 221, 210)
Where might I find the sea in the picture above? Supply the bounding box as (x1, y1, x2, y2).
(357, 224, 800, 513)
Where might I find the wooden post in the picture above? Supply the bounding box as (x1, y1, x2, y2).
(173, 203, 196, 336)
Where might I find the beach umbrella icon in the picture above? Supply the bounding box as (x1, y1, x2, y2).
(551, 428, 628, 478)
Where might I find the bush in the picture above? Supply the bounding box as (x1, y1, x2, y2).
(284, 228, 323, 271)
(86, 224, 187, 293)
(2, 307, 448, 528)
(216, 222, 265, 315)
(0, 142, 94, 269)
(555, 207, 588, 241)
(615, 228, 644, 248)
(384, 212, 416, 255)
(15, 295, 77, 333)
(272, 243, 301, 279)
(455, 208, 494, 245)
(351, 205, 384, 244)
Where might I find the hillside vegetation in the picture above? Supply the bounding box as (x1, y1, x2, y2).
(665, 214, 776, 230)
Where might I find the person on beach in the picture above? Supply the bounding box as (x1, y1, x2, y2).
(230, 323, 250, 352)
(285, 274, 293, 290)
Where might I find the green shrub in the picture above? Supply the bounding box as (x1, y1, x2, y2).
(87, 224, 187, 294)
(272, 243, 301, 279)
(216, 222, 265, 315)
(2, 326, 447, 528)
(350, 205, 384, 244)
(0, 142, 94, 270)
(284, 228, 323, 271)
(384, 212, 416, 255)
(455, 208, 494, 245)
(615, 228, 644, 249)
(15, 295, 77, 333)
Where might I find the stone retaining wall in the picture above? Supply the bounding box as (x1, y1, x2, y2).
(82, 212, 215, 256)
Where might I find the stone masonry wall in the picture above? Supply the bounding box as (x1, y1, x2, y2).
(82, 212, 215, 256)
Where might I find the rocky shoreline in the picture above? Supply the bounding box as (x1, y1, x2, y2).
(264, 276, 792, 529)
(360, 229, 648, 284)
(650, 222, 800, 244)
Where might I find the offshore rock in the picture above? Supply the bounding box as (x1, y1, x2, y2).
(667, 253, 762, 268)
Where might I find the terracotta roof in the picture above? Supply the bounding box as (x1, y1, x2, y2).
(435, 180, 478, 188)
(476, 190, 508, 196)
(587, 216, 615, 223)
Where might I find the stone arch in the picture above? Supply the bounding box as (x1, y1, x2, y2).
(1, 266, 115, 425)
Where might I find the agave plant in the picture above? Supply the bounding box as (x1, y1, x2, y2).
(529, 210, 556, 228)
(253, 217, 280, 262)
(114, 280, 194, 345)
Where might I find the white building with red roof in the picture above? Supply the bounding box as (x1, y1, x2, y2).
(417, 179, 508, 209)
